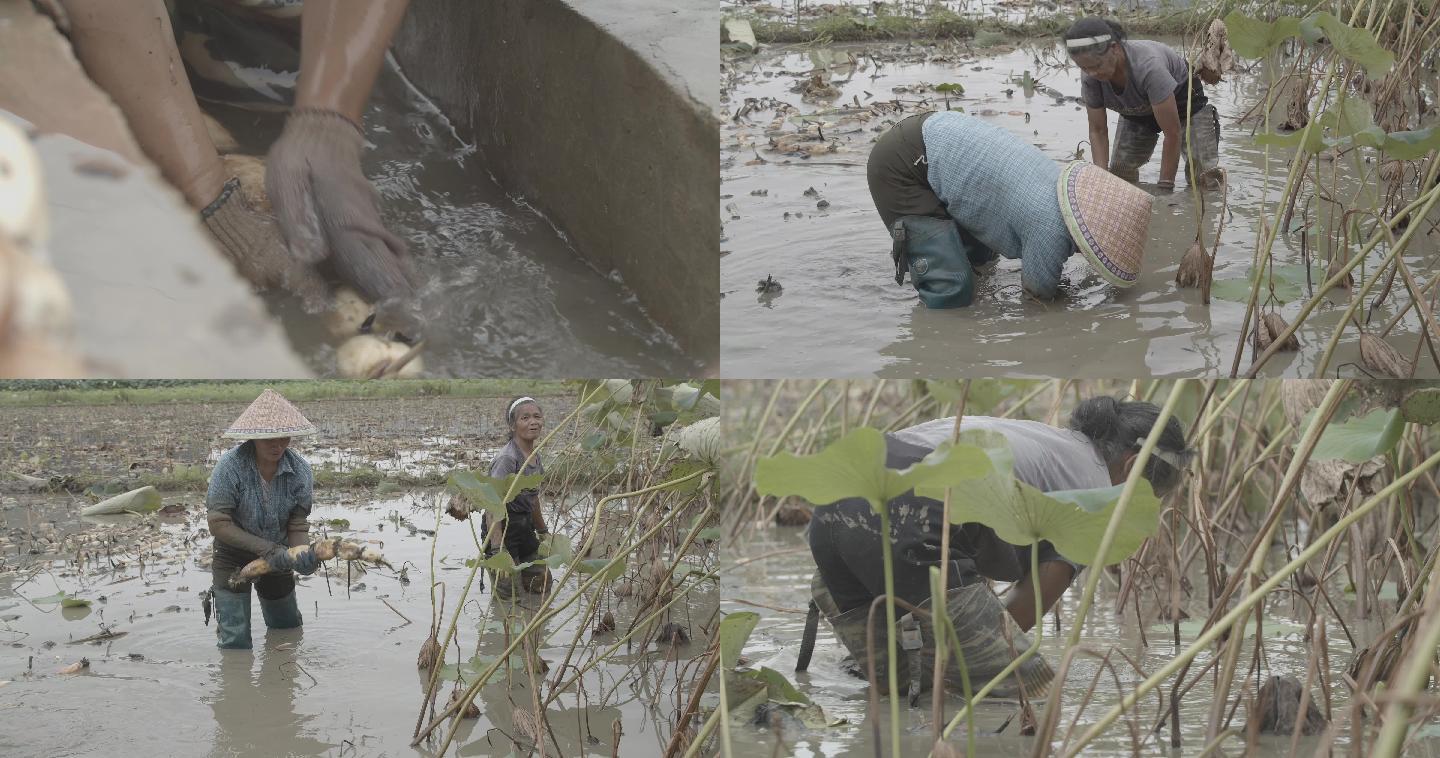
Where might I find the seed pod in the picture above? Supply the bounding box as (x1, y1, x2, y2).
(595, 610, 616, 634)
(445, 495, 471, 522)
(1255, 312, 1299, 353)
(417, 633, 441, 670)
(449, 685, 480, 719)
(1324, 256, 1353, 292)
(512, 707, 542, 741)
(647, 557, 669, 588)
(1359, 333, 1413, 378)
(1175, 240, 1211, 289)
(658, 622, 689, 645)
(1379, 160, 1406, 184)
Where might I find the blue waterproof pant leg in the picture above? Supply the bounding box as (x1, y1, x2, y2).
(213, 587, 253, 649)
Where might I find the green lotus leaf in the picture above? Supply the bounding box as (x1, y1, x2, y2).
(718, 611, 760, 669)
(1306, 407, 1404, 462)
(1306, 12, 1394, 79)
(446, 470, 543, 522)
(1223, 11, 1301, 58)
(916, 429, 1161, 566)
(754, 426, 989, 511)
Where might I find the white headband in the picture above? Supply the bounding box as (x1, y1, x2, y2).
(509, 396, 537, 418)
(1066, 34, 1113, 50)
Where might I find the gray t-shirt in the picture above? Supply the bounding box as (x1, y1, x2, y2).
(1080, 40, 1190, 118)
(488, 438, 544, 516)
(891, 416, 1111, 492)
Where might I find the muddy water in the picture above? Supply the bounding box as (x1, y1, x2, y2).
(721, 527, 1440, 756)
(0, 491, 714, 757)
(719, 40, 1440, 377)
(209, 62, 695, 377)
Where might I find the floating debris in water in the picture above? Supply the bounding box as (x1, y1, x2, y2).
(756, 275, 783, 295)
(658, 622, 689, 645)
(595, 610, 616, 635)
(1246, 675, 1326, 736)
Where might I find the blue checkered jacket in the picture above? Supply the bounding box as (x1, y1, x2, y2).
(922, 111, 1075, 298)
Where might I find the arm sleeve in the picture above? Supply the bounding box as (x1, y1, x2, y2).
(488, 452, 519, 479)
(205, 456, 239, 515)
(209, 510, 281, 556)
(1020, 236, 1068, 300)
(290, 460, 314, 518)
(1143, 62, 1179, 107)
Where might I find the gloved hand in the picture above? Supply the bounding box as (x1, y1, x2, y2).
(266, 108, 414, 303)
(292, 546, 321, 576)
(202, 177, 328, 307)
(264, 544, 297, 573)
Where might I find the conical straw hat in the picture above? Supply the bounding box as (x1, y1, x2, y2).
(223, 389, 317, 439)
(1057, 161, 1152, 288)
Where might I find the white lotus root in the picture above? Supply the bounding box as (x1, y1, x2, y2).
(229, 537, 392, 588)
(0, 117, 80, 374)
(337, 333, 424, 378)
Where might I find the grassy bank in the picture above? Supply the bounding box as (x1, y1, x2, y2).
(728, 3, 1231, 45)
(0, 380, 572, 407)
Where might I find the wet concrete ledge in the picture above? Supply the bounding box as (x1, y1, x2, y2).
(392, 0, 719, 370)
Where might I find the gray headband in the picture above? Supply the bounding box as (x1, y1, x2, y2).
(1134, 437, 1193, 470)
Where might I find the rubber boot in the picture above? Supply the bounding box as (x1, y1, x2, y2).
(890, 216, 975, 308)
(492, 570, 519, 601)
(213, 587, 253, 650)
(259, 591, 303, 630)
(519, 553, 552, 595)
(813, 577, 1053, 700)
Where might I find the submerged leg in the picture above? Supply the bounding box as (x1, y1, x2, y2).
(213, 586, 254, 649)
(256, 573, 302, 629)
(1108, 117, 1158, 183)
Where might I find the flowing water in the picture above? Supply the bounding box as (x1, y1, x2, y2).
(208, 62, 696, 378)
(719, 39, 1440, 377)
(721, 526, 1440, 756)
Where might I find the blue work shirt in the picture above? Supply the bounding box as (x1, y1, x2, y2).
(921, 111, 1076, 299)
(206, 442, 314, 544)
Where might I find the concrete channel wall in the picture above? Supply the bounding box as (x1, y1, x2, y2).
(391, 0, 719, 369)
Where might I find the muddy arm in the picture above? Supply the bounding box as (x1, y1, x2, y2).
(295, 0, 412, 123)
(208, 510, 281, 557)
(286, 512, 310, 548)
(531, 494, 549, 535)
(1005, 560, 1075, 632)
(1152, 95, 1182, 186)
(57, 0, 227, 208)
(1086, 106, 1110, 172)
